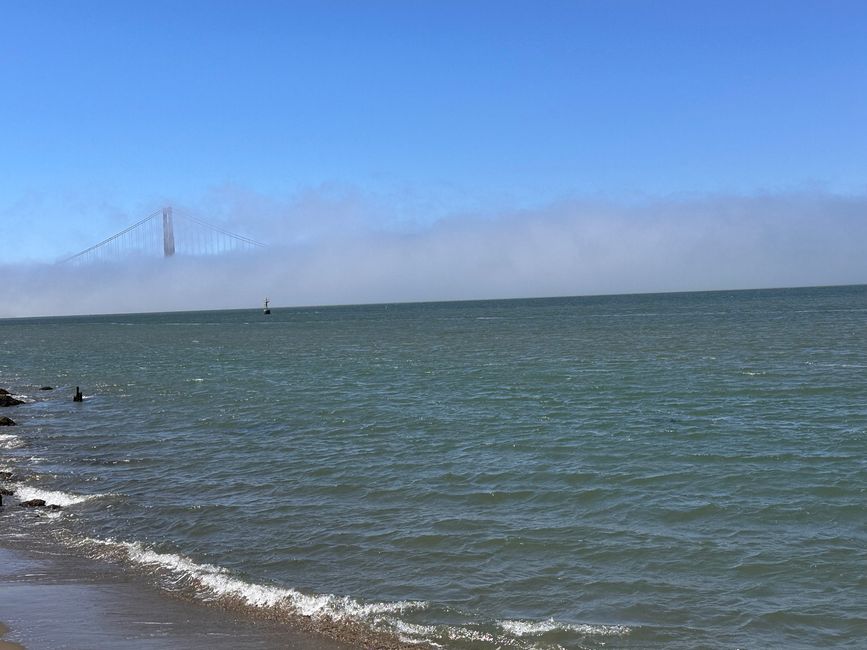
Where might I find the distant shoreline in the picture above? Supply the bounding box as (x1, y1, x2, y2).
(1, 281, 864, 320)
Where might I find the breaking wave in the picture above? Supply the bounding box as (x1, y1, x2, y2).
(80, 538, 427, 638)
(75, 537, 625, 648)
(498, 618, 629, 637)
(0, 433, 24, 450)
(14, 486, 109, 507)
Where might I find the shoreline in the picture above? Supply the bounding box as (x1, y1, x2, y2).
(0, 623, 25, 650)
(0, 384, 424, 650)
(0, 543, 359, 650)
(0, 506, 425, 650)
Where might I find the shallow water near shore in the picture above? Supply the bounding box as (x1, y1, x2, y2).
(2, 285, 866, 648)
(0, 545, 347, 649)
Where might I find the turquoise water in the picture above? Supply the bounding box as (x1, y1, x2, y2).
(2, 286, 866, 648)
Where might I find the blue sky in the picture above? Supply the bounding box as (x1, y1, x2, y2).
(1, 1, 866, 314)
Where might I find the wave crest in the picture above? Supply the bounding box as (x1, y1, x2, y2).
(15, 486, 108, 507)
(84, 537, 425, 620)
(0, 433, 24, 450)
(498, 618, 629, 637)
(74, 537, 629, 648)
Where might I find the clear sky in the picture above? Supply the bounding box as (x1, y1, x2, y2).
(1, 1, 866, 315)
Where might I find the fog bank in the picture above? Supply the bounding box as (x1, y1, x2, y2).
(3, 192, 865, 318)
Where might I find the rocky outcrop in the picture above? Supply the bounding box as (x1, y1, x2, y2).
(39, 386, 53, 391)
(18, 499, 61, 510)
(0, 395, 23, 407)
(0, 416, 15, 426)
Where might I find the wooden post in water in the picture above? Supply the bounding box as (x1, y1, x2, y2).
(73, 387, 83, 402)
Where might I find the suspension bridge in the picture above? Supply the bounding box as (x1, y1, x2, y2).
(61, 207, 266, 265)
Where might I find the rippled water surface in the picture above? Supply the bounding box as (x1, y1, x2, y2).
(2, 286, 866, 648)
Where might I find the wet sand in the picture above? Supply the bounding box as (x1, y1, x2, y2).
(0, 545, 353, 649)
(0, 623, 25, 650)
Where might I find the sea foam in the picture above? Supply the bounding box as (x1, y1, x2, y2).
(0, 433, 24, 450)
(498, 618, 629, 637)
(83, 537, 426, 622)
(15, 486, 107, 507)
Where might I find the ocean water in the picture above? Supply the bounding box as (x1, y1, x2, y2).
(1, 285, 866, 649)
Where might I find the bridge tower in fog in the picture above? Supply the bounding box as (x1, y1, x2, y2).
(60, 205, 266, 265)
(162, 206, 175, 257)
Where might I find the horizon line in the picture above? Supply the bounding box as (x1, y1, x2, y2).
(2, 282, 863, 321)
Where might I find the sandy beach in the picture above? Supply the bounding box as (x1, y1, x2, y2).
(0, 544, 352, 649)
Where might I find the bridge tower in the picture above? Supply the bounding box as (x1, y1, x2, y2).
(162, 206, 175, 257)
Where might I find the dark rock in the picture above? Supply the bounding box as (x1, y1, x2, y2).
(0, 395, 23, 407)
(39, 386, 53, 391)
(0, 388, 9, 394)
(20, 498, 46, 507)
(0, 470, 16, 481)
(0, 416, 15, 426)
(0, 488, 13, 496)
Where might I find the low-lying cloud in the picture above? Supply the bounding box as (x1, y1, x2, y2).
(3, 190, 865, 318)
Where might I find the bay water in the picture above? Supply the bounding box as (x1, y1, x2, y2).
(1, 285, 865, 648)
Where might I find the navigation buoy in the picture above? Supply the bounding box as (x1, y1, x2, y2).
(263, 297, 271, 315)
